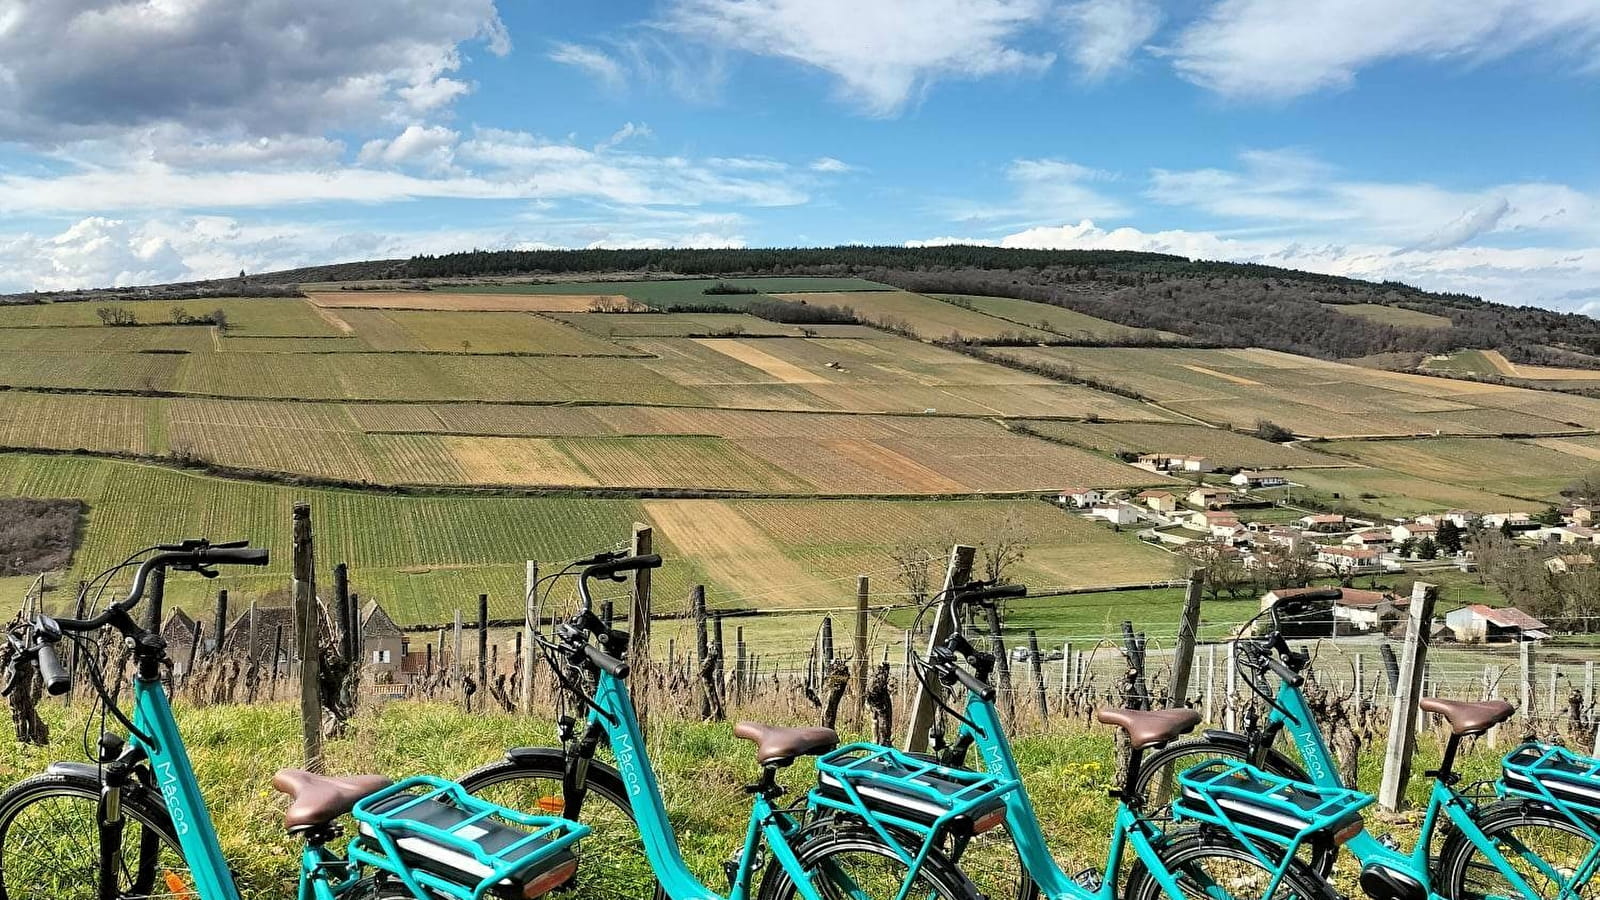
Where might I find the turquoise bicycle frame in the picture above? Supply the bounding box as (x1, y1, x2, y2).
(584, 669, 829, 900)
(1261, 675, 1585, 899)
(937, 688, 1194, 900)
(120, 668, 583, 900)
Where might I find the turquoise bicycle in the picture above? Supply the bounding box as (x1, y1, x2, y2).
(806, 579, 1346, 900)
(1132, 596, 1600, 899)
(0, 539, 589, 900)
(521, 550, 984, 900)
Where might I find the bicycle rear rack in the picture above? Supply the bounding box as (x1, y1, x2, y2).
(1502, 744, 1600, 815)
(811, 743, 1020, 842)
(1174, 758, 1372, 849)
(350, 775, 589, 900)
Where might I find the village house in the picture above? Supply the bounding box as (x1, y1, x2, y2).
(1568, 506, 1596, 525)
(220, 605, 297, 665)
(1316, 545, 1385, 575)
(1187, 509, 1243, 539)
(1261, 586, 1406, 635)
(1263, 526, 1304, 550)
(1229, 470, 1288, 489)
(1390, 521, 1438, 543)
(1443, 605, 1549, 643)
(1135, 453, 1213, 474)
(1186, 486, 1235, 509)
(1343, 529, 1392, 550)
(1136, 489, 1179, 513)
(1555, 525, 1600, 545)
(361, 600, 407, 681)
(1057, 487, 1104, 509)
(1298, 514, 1347, 533)
(1546, 554, 1597, 574)
(160, 609, 201, 676)
(1482, 512, 1532, 530)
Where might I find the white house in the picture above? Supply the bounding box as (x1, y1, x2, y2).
(1482, 512, 1532, 530)
(1188, 510, 1241, 533)
(1298, 514, 1347, 533)
(1261, 586, 1405, 634)
(1444, 605, 1549, 643)
(1555, 525, 1600, 545)
(1546, 554, 1597, 574)
(1089, 504, 1140, 526)
(1136, 453, 1213, 474)
(1230, 470, 1288, 489)
(1058, 487, 1104, 508)
(1316, 545, 1385, 575)
(1391, 522, 1438, 543)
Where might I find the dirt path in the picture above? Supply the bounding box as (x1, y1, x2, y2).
(1182, 364, 1261, 386)
(692, 339, 832, 383)
(642, 499, 822, 606)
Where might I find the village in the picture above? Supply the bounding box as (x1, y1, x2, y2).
(1057, 450, 1600, 648)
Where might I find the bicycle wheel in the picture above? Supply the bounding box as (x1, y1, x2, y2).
(458, 749, 665, 900)
(0, 769, 188, 900)
(943, 824, 1038, 900)
(1437, 799, 1600, 900)
(757, 824, 982, 900)
(1123, 826, 1338, 900)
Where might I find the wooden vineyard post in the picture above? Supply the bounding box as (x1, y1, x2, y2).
(734, 626, 747, 707)
(184, 621, 203, 690)
(478, 594, 489, 700)
(821, 616, 835, 667)
(1225, 641, 1238, 731)
(1168, 572, 1203, 709)
(905, 545, 974, 754)
(1378, 581, 1437, 812)
(291, 503, 324, 772)
(212, 590, 229, 660)
(1028, 630, 1048, 720)
(1120, 622, 1149, 710)
(522, 561, 538, 712)
(1521, 640, 1535, 728)
(692, 586, 713, 719)
(854, 576, 869, 728)
(984, 591, 1016, 723)
(246, 601, 260, 704)
(711, 613, 727, 721)
(452, 609, 464, 684)
(270, 624, 284, 699)
(629, 524, 653, 728)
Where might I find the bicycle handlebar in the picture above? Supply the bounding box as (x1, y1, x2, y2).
(584, 644, 630, 678)
(952, 581, 1027, 604)
(37, 644, 69, 696)
(53, 542, 270, 633)
(582, 554, 662, 581)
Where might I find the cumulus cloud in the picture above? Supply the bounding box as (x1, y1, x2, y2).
(661, 0, 1057, 114)
(1061, 0, 1160, 79)
(357, 125, 460, 169)
(0, 0, 509, 143)
(596, 122, 654, 151)
(1168, 0, 1600, 100)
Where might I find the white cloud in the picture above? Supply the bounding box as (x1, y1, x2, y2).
(1061, 0, 1160, 79)
(809, 157, 854, 173)
(1147, 149, 1600, 247)
(550, 42, 628, 91)
(596, 122, 653, 151)
(0, 0, 507, 143)
(1168, 0, 1600, 100)
(661, 0, 1057, 114)
(357, 125, 460, 169)
(910, 218, 1600, 312)
(942, 157, 1128, 225)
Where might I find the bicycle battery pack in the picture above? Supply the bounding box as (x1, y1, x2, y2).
(811, 744, 1016, 838)
(1502, 744, 1600, 814)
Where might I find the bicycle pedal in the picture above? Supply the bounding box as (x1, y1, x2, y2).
(1071, 868, 1102, 891)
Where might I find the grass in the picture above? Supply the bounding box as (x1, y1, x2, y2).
(0, 298, 342, 336)
(1423, 349, 1502, 377)
(1257, 467, 1531, 519)
(0, 699, 1499, 900)
(438, 277, 891, 308)
(1326, 303, 1452, 330)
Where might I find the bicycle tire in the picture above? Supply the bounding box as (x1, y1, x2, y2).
(756, 824, 983, 900)
(458, 749, 667, 900)
(1123, 826, 1339, 900)
(1436, 798, 1600, 900)
(0, 769, 187, 900)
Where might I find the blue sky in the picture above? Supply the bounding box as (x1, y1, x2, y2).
(0, 1, 1596, 311)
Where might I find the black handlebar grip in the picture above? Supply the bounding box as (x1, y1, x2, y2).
(584, 554, 662, 580)
(37, 644, 70, 696)
(953, 666, 996, 701)
(1267, 656, 1304, 687)
(584, 644, 631, 679)
(203, 547, 269, 566)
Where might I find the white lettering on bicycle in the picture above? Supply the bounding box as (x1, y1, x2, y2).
(157, 762, 190, 836)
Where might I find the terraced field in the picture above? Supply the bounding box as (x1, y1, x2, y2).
(772, 291, 1054, 341)
(1024, 421, 1333, 469)
(1316, 437, 1591, 501)
(994, 346, 1600, 436)
(934, 295, 1182, 342)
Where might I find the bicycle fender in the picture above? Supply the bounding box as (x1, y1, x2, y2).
(46, 761, 101, 780)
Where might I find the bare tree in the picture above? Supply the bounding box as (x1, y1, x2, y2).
(979, 509, 1030, 583)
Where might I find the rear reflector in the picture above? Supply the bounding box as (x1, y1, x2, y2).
(523, 859, 580, 898)
(973, 809, 1007, 834)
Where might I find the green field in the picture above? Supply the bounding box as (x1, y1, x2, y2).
(1422, 349, 1502, 376)
(0, 298, 342, 335)
(1258, 466, 1534, 518)
(1316, 437, 1588, 501)
(437, 276, 891, 308)
(935, 294, 1182, 342)
(771, 291, 1056, 341)
(1327, 303, 1453, 330)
